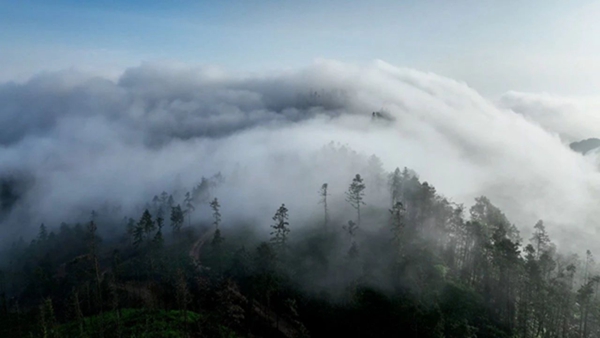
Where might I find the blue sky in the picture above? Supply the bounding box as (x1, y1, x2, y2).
(1, 0, 599, 96)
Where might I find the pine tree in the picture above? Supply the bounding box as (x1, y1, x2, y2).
(584, 250, 595, 285)
(229, 247, 250, 281)
(156, 203, 165, 224)
(343, 220, 358, 237)
(318, 183, 329, 227)
(170, 204, 184, 233)
(125, 217, 136, 239)
(38, 223, 48, 242)
(390, 201, 405, 245)
(150, 215, 164, 277)
(160, 191, 169, 206)
(216, 279, 247, 328)
(270, 204, 290, 252)
(39, 298, 57, 338)
(153, 215, 164, 248)
(138, 209, 155, 239)
(343, 220, 359, 258)
(346, 174, 366, 226)
(183, 192, 195, 227)
(388, 167, 402, 207)
(210, 198, 224, 247)
(210, 198, 221, 230)
(254, 242, 278, 310)
(531, 220, 550, 259)
(152, 195, 160, 215)
(133, 223, 144, 247)
(193, 177, 213, 205)
(212, 228, 224, 248)
(210, 198, 224, 274)
(348, 241, 359, 259)
(87, 217, 104, 331)
(70, 290, 85, 338)
(175, 269, 191, 333)
(110, 250, 122, 328)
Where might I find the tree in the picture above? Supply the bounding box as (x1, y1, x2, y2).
(125, 217, 136, 239)
(183, 191, 195, 227)
(148, 215, 164, 278)
(346, 174, 366, 226)
(390, 201, 405, 245)
(577, 274, 599, 338)
(6, 156, 600, 338)
(211, 228, 224, 248)
(388, 167, 402, 207)
(38, 223, 48, 242)
(211, 230, 224, 249)
(132, 223, 144, 247)
(318, 183, 329, 227)
(343, 220, 359, 258)
(170, 205, 184, 233)
(70, 290, 85, 338)
(530, 220, 550, 259)
(109, 249, 123, 334)
(138, 209, 155, 238)
(152, 195, 160, 215)
(470, 196, 514, 240)
(584, 250, 595, 284)
(39, 298, 57, 338)
(175, 269, 191, 333)
(87, 217, 104, 330)
(192, 177, 213, 205)
(270, 204, 290, 253)
(210, 198, 221, 230)
(160, 191, 169, 206)
(347, 241, 359, 259)
(229, 247, 251, 281)
(343, 220, 358, 238)
(153, 214, 164, 248)
(253, 242, 278, 311)
(216, 279, 247, 329)
(87, 219, 98, 254)
(209, 198, 225, 274)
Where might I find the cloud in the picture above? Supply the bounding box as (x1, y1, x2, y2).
(1, 59, 600, 254)
(498, 91, 600, 143)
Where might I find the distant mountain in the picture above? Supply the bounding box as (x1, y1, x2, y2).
(570, 138, 600, 155)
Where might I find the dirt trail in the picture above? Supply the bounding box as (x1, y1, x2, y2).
(188, 229, 212, 268)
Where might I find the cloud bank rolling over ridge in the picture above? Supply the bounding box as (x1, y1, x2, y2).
(1, 59, 599, 253)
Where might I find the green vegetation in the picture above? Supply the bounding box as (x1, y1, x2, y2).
(1, 159, 599, 337)
(58, 309, 207, 338)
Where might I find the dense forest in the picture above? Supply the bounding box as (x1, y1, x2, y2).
(1, 154, 599, 338)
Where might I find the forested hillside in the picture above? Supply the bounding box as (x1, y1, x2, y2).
(0, 152, 597, 338)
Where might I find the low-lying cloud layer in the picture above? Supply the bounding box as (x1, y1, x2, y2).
(1, 59, 599, 253)
(499, 91, 600, 143)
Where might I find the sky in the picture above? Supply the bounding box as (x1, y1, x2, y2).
(3, 1, 600, 254)
(2, 0, 600, 96)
